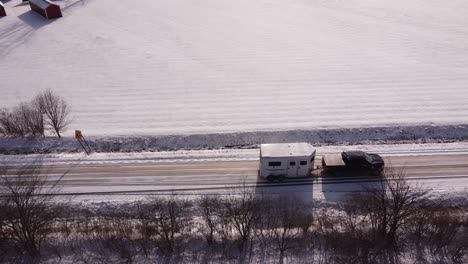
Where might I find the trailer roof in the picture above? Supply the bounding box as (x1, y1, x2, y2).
(260, 143, 315, 158)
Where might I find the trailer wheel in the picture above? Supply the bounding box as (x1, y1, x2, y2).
(267, 175, 275, 182)
(278, 175, 285, 182)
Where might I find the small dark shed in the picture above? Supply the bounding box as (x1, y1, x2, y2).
(29, 0, 62, 19)
(0, 2, 6, 17)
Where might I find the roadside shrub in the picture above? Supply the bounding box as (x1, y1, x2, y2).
(137, 196, 194, 257)
(405, 200, 468, 264)
(256, 196, 311, 264)
(198, 195, 223, 246)
(0, 170, 465, 263)
(0, 165, 61, 259)
(0, 107, 34, 137)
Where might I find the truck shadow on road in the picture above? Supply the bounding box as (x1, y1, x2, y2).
(251, 169, 386, 206)
(320, 170, 385, 202)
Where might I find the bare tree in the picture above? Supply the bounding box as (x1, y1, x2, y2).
(0, 103, 43, 137)
(82, 211, 140, 263)
(0, 109, 4, 135)
(17, 103, 44, 137)
(411, 201, 468, 263)
(139, 196, 193, 256)
(223, 186, 260, 262)
(259, 196, 308, 264)
(351, 168, 429, 248)
(198, 195, 223, 246)
(0, 108, 26, 136)
(34, 90, 71, 138)
(0, 163, 61, 258)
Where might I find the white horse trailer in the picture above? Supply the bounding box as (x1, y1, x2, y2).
(259, 143, 316, 181)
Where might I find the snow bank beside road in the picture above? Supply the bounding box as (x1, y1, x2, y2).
(3, 141, 468, 166)
(1, 125, 468, 155)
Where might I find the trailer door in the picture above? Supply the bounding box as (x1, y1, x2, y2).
(297, 159, 310, 177)
(287, 160, 298, 177)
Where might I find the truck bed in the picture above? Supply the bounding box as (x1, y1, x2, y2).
(322, 154, 345, 167)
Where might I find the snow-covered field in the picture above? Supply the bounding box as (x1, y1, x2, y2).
(1, 0, 468, 137)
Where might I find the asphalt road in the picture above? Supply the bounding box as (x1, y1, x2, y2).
(2, 154, 468, 197)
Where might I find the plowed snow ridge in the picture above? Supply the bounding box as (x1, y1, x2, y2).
(1, 0, 468, 136)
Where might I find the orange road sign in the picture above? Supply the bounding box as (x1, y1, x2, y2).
(75, 130, 83, 140)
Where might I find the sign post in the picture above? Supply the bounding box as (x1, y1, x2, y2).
(75, 130, 92, 155)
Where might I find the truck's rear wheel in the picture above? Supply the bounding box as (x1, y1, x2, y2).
(278, 175, 285, 182)
(267, 175, 275, 182)
(371, 167, 384, 176)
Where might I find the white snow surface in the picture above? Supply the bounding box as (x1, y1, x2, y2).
(1, 0, 468, 136)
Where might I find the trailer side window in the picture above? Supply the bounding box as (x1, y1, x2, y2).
(300, 161, 307, 166)
(289, 161, 296, 166)
(268, 161, 282, 167)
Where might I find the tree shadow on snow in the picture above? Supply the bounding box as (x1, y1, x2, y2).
(0, 21, 32, 54)
(61, 0, 87, 12)
(14, 2, 30, 7)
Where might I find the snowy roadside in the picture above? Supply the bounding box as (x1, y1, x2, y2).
(2, 141, 468, 166)
(1, 124, 468, 155)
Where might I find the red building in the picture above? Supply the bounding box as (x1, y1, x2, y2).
(0, 2, 6, 17)
(29, 0, 62, 19)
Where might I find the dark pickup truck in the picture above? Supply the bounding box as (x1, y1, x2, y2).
(322, 151, 385, 176)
